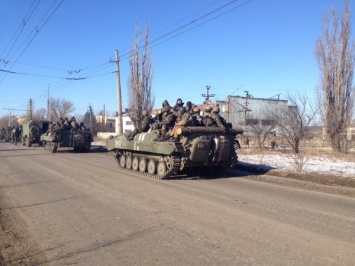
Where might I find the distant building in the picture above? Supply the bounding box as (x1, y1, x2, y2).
(217, 95, 289, 128)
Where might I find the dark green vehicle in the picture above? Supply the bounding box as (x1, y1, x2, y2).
(21, 120, 50, 147)
(106, 126, 243, 179)
(40, 129, 93, 153)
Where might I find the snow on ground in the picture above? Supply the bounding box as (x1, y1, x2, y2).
(238, 153, 355, 179)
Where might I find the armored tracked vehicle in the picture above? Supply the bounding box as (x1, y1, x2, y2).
(40, 129, 93, 153)
(21, 120, 50, 147)
(106, 126, 243, 179)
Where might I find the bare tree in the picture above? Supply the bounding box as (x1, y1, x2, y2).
(33, 108, 47, 120)
(243, 117, 275, 150)
(128, 23, 154, 130)
(49, 97, 75, 121)
(316, 0, 355, 153)
(268, 93, 316, 154)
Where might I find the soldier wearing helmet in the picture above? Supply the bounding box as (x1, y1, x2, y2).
(153, 106, 176, 141)
(201, 105, 214, 126)
(127, 110, 154, 140)
(191, 106, 202, 126)
(169, 107, 192, 141)
(172, 98, 184, 116)
(211, 104, 229, 130)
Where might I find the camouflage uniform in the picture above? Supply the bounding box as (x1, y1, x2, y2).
(127, 110, 154, 140)
(172, 98, 184, 117)
(190, 107, 202, 126)
(201, 106, 214, 126)
(211, 107, 226, 130)
(154, 107, 176, 141)
(170, 107, 191, 140)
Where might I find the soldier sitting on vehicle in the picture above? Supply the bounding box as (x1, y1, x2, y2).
(169, 107, 191, 142)
(63, 117, 72, 130)
(70, 117, 80, 131)
(127, 110, 155, 140)
(201, 105, 215, 127)
(171, 98, 184, 116)
(79, 122, 87, 131)
(153, 106, 176, 141)
(190, 106, 202, 126)
(211, 105, 229, 130)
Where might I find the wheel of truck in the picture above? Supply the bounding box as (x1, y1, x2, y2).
(50, 142, 58, 153)
(157, 161, 167, 178)
(119, 155, 126, 168)
(139, 158, 147, 173)
(25, 136, 31, 147)
(85, 142, 91, 152)
(126, 156, 132, 169)
(132, 157, 139, 171)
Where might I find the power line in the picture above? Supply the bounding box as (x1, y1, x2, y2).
(0, 0, 41, 65)
(0, 0, 65, 86)
(1, 0, 253, 111)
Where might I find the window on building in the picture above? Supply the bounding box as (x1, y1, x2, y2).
(125, 121, 132, 125)
(245, 118, 259, 125)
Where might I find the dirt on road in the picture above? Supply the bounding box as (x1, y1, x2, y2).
(0, 193, 44, 265)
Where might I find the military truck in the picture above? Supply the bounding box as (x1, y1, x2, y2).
(21, 120, 50, 147)
(40, 128, 93, 153)
(106, 126, 243, 179)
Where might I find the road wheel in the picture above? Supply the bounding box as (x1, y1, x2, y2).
(126, 156, 132, 169)
(132, 157, 139, 171)
(139, 158, 147, 173)
(157, 161, 167, 178)
(119, 155, 126, 168)
(147, 159, 156, 175)
(50, 142, 58, 153)
(85, 142, 91, 152)
(25, 136, 31, 147)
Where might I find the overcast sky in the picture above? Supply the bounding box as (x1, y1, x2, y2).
(0, 0, 354, 118)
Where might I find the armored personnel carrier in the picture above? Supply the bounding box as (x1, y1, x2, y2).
(40, 129, 93, 153)
(21, 120, 50, 147)
(106, 126, 243, 179)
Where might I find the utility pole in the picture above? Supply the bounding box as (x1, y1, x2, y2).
(115, 50, 123, 134)
(103, 104, 105, 130)
(47, 84, 50, 120)
(29, 98, 33, 120)
(244, 90, 249, 120)
(201, 85, 215, 104)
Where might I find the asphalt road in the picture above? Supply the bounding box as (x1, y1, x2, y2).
(0, 142, 355, 265)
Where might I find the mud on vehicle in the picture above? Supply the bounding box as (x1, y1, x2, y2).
(106, 126, 243, 179)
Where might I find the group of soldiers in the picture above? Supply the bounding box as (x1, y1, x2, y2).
(128, 98, 232, 142)
(0, 125, 22, 144)
(47, 117, 87, 135)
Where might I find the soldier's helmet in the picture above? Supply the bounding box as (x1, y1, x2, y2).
(178, 107, 186, 116)
(204, 105, 213, 113)
(176, 98, 184, 105)
(162, 106, 170, 113)
(142, 110, 148, 117)
(212, 106, 220, 114)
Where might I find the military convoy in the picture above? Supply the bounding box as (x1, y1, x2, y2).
(40, 129, 93, 153)
(106, 126, 243, 179)
(21, 120, 50, 147)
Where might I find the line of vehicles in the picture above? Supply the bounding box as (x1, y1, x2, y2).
(1, 120, 93, 153)
(1, 119, 243, 179)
